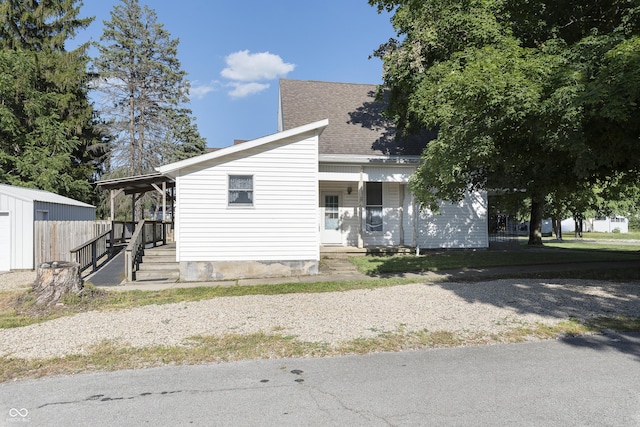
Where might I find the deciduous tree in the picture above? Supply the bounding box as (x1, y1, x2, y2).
(370, 0, 640, 244)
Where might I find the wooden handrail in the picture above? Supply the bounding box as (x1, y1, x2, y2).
(124, 220, 167, 282)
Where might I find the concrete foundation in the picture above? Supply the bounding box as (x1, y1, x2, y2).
(180, 259, 319, 282)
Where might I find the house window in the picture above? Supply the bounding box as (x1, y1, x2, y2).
(366, 182, 382, 232)
(229, 175, 253, 206)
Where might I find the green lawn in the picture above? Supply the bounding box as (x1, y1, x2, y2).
(560, 231, 640, 241)
(350, 244, 640, 275)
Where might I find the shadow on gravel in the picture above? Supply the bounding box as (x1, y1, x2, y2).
(434, 279, 640, 360)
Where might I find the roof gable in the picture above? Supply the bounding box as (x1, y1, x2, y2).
(157, 119, 328, 177)
(0, 184, 94, 208)
(278, 79, 435, 156)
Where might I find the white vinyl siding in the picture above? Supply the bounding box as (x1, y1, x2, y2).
(0, 194, 33, 269)
(408, 190, 489, 249)
(318, 171, 488, 249)
(0, 212, 10, 271)
(176, 135, 319, 262)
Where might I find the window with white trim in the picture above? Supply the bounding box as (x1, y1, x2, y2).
(229, 175, 253, 206)
(366, 182, 382, 232)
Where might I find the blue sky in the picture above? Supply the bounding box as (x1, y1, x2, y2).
(73, 0, 397, 148)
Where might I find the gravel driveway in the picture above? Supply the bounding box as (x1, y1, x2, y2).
(1, 270, 639, 360)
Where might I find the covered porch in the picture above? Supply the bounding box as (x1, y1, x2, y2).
(318, 155, 419, 250)
(93, 173, 176, 282)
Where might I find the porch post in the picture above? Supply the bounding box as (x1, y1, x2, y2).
(151, 183, 166, 221)
(109, 188, 124, 222)
(162, 181, 167, 222)
(132, 193, 136, 223)
(110, 189, 115, 222)
(399, 184, 405, 246)
(358, 166, 364, 248)
(412, 194, 418, 248)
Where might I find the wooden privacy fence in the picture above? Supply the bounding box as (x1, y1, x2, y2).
(34, 220, 111, 267)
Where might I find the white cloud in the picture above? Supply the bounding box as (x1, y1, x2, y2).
(190, 80, 220, 99)
(221, 50, 295, 82)
(228, 82, 270, 99)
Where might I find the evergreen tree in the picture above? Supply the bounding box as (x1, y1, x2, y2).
(0, 0, 106, 203)
(93, 0, 206, 179)
(162, 108, 207, 163)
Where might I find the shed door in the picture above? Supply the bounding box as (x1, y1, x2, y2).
(321, 194, 342, 245)
(0, 212, 10, 271)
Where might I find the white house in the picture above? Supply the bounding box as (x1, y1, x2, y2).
(0, 184, 96, 271)
(561, 216, 629, 234)
(155, 80, 488, 281)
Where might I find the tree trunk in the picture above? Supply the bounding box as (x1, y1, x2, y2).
(528, 194, 545, 245)
(552, 217, 562, 240)
(33, 261, 83, 306)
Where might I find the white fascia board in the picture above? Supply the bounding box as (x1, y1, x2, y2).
(0, 183, 94, 208)
(319, 154, 421, 165)
(157, 119, 329, 177)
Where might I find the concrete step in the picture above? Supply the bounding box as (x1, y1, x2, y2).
(136, 243, 178, 282)
(135, 270, 179, 282)
(140, 254, 176, 263)
(144, 247, 176, 255)
(138, 262, 179, 272)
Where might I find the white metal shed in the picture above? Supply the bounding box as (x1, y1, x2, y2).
(0, 184, 96, 271)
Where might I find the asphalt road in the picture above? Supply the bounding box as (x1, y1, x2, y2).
(2, 332, 639, 426)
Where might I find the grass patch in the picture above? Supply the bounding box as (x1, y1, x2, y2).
(1, 317, 636, 383)
(0, 284, 112, 329)
(586, 315, 640, 331)
(576, 231, 640, 241)
(542, 240, 640, 251)
(351, 246, 639, 275)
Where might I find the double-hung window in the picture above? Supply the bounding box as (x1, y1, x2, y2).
(229, 175, 253, 206)
(366, 182, 383, 232)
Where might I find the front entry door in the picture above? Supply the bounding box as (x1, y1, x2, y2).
(321, 194, 342, 245)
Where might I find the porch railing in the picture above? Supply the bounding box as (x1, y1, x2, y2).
(124, 220, 167, 282)
(111, 221, 136, 243)
(70, 229, 114, 275)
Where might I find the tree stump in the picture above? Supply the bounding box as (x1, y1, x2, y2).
(33, 261, 84, 306)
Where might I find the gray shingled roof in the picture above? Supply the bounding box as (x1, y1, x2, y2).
(279, 79, 434, 156)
